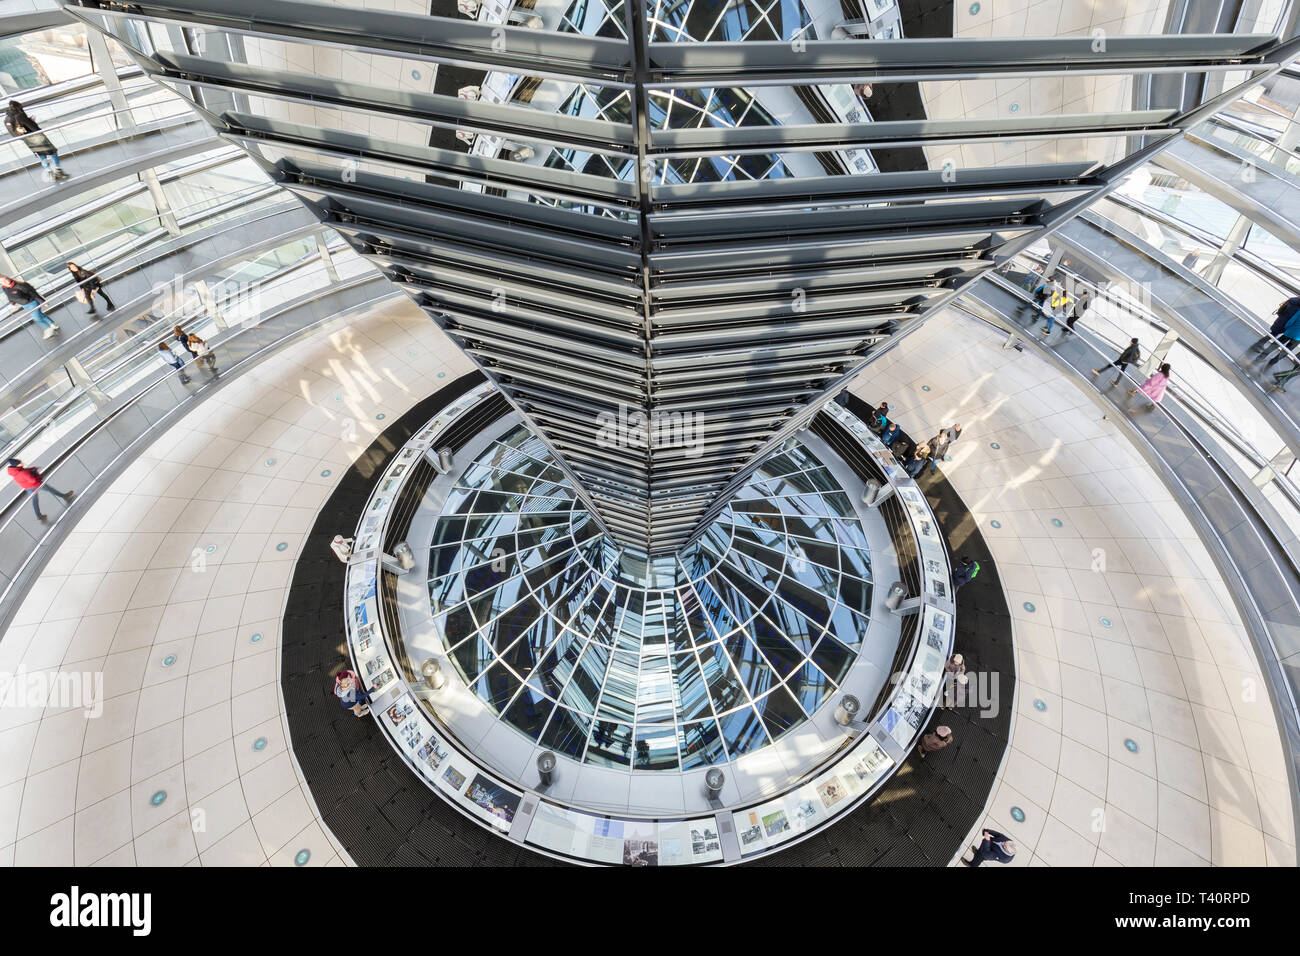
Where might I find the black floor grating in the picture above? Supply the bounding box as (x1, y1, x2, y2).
(280, 380, 1016, 867)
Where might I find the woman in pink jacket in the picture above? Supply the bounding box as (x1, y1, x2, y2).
(1129, 363, 1171, 406)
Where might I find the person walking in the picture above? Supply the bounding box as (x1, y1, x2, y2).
(6, 458, 73, 521)
(1024, 275, 1055, 318)
(333, 669, 370, 717)
(1129, 362, 1171, 406)
(1, 274, 59, 338)
(187, 332, 218, 377)
(156, 341, 191, 385)
(172, 325, 199, 359)
(1063, 289, 1090, 335)
(1092, 338, 1140, 386)
(925, 424, 961, 472)
(918, 725, 953, 759)
(963, 829, 1017, 867)
(942, 652, 968, 706)
(5, 100, 67, 181)
(66, 262, 114, 316)
(1249, 294, 1300, 353)
(952, 556, 980, 591)
(880, 422, 902, 448)
(1036, 285, 1072, 335)
(1261, 306, 1300, 369)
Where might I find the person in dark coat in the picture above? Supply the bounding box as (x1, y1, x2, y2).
(1250, 294, 1300, 353)
(917, 725, 952, 759)
(903, 447, 927, 479)
(964, 829, 1017, 867)
(925, 424, 961, 472)
(172, 324, 199, 359)
(1, 274, 59, 337)
(880, 422, 902, 448)
(1063, 289, 1090, 335)
(5, 100, 67, 180)
(1262, 307, 1300, 369)
(952, 556, 980, 591)
(66, 262, 114, 315)
(1092, 338, 1140, 386)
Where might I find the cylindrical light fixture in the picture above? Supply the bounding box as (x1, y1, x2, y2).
(421, 657, 446, 690)
(537, 750, 557, 787)
(704, 768, 725, 799)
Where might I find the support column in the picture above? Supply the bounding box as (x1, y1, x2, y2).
(86, 30, 134, 131)
(191, 279, 226, 329)
(1141, 329, 1179, 376)
(64, 357, 112, 409)
(1202, 214, 1252, 286)
(1253, 446, 1297, 489)
(317, 233, 340, 282)
(140, 168, 182, 237)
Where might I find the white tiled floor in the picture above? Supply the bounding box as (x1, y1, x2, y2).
(853, 308, 1296, 867)
(0, 297, 473, 865)
(2, 294, 1294, 866)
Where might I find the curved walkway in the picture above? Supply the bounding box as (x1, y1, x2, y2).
(1054, 212, 1300, 458)
(0, 294, 1293, 865)
(852, 307, 1296, 866)
(0, 296, 468, 864)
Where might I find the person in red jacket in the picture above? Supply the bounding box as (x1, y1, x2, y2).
(6, 458, 73, 520)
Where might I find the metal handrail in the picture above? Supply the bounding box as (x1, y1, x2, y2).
(1001, 264, 1300, 518)
(0, 98, 195, 152)
(0, 248, 368, 466)
(1, 180, 278, 304)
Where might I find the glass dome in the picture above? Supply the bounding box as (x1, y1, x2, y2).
(428, 425, 873, 771)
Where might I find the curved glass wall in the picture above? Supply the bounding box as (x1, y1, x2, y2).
(1009, 63, 1300, 533)
(0, 37, 382, 458)
(429, 424, 873, 770)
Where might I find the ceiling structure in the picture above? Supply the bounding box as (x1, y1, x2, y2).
(62, 0, 1300, 557)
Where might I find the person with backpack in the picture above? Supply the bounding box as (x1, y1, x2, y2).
(952, 556, 980, 591)
(1, 274, 59, 338)
(1034, 284, 1072, 335)
(1249, 294, 1300, 353)
(1092, 338, 1140, 386)
(5, 100, 67, 181)
(6, 458, 74, 521)
(1024, 275, 1055, 318)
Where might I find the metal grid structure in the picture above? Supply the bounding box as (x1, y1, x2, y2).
(63, 0, 1300, 556)
(422, 421, 874, 771)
